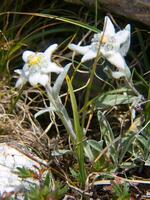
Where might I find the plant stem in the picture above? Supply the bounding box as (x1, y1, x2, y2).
(66, 76, 86, 187)
(45, 84, 76, 141)
(81, 57, 98, 129)
(46, 79, 86, 187)
(125, 78, 141, 97)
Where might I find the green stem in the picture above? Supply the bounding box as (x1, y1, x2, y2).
(46, 79, 86, 187)
(66, 76, 86, 187)
(81, 57, 98, 129)
(76, 134, 86, 187)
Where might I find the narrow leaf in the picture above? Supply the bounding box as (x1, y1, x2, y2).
(53, 63, 71, 97)
(34, 107, 56, 118)
(1, 12, 99, 33)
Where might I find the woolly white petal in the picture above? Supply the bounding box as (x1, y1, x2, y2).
(115, 24, 131, 55)
(125, 24, 131, 32)
(14, 69, 22, 75)
(45, 62, 64, 74)
(38, 74, 49, 86)
(44, 44, 58, 61)
(104, 16, 115, 36)
(29, 73, 41, 86)
(119, 25, 131, 56)
(50, 63, 64, 73)
(106, 52, 131, 78)
(106, 52, 127, 71)
(22, 51, 35, 62)
(68, 44, 90, 55)
(81, 50, 97, 62)
(111, 71, 126, 79)
(15, 77, 27, 88)
(124, 65, 131, 78)
(22, 64, 30, 77)
(115, 29, 130, 44)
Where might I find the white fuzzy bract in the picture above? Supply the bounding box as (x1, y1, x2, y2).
(68, 16, 131, 79)
(15, 44, 64, 87)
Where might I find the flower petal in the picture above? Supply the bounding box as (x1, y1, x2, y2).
(15, 77, 27, 88)
(106, 52, 131, 78)
(119, 25, 131, 56)
(115, 24, 130, 42)
(125, 24, 131, 32)
(22, 51, 35, 62)
(68, 44, 90, 55)
(45, 62, 64, 74)
(14, 69, 22, 75)
(81, 50, 97, 62)
(111, 71, 126, 79)
(44, 44, 58, 61)
(103, 16, 115, 37)
(22, 64, 30, 77)
(38, 74, 49, 86)
(115, 30, 129, 44)
(106, 52, 127, 71)
(123, 65, 131, 79)
(29, 73, 41, 86)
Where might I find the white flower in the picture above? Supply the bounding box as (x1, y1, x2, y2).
(15, 44, 64, 88)
(68, 16, 131, 79)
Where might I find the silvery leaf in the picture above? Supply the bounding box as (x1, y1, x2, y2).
(84, 142, 94, 161)
(34, 107, 57, 118)
(51, 149, 72, 156)
(52, 63, 71, 97)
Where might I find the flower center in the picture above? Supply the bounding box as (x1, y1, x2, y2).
(28, 55, 42, 66)
(100, 36, 108, 44)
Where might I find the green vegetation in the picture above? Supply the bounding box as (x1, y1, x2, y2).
(0, 1, 150, 199)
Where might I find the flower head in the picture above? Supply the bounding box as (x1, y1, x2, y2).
(15, 44, 64, 88)
(68, 16, 131, 79)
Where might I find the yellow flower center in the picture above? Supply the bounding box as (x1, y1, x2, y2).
(101, 36, 108, 44)
(28, 55, 41, 66)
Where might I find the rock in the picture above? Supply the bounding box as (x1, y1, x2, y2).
(64, 0, 150, 26)
(0, 143, 47, 199)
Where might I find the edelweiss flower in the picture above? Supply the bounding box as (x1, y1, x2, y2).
(15, 44, 64, 87)
(68, 16, 131, 79)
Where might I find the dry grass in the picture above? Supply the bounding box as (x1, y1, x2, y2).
(0, 80, 50, 159)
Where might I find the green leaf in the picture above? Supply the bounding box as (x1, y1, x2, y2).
(53, 181, 68, 199)
(66, 75, 82, 139)
(97, 111, 118, 165)
(112, 182, 130, 200)
(43, 172, 51, 187)
(69, 167, 80, 182)
(84, 140, 103, 161)
(87, 139, 103, 152)
(93, 88, 140, 109)
(51, 149, 72, 156)
(16, 167, 35, 179)
(145, 86, 150, 123)
(66, 75, 86, 186)
(84, 142, 95, 161)
(1, 11, 99, 33)
(118, 134, 135, 164)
